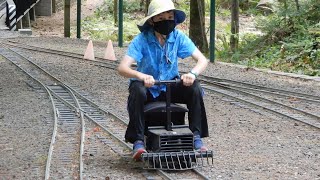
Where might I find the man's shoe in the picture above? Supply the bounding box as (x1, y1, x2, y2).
(194, 135, 208, 151)
(132, 140, 147, 161)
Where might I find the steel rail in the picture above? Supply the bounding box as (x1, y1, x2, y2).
(204, 81, 320, 119)
(201, 78, 320, 104)
(1, 47, 175, 180)
(46, 85, 173, 179)
(0, 49, 75, 179)
(44, 84, 131, 178)
(2, 45, 211, 180)
(44, 92, 58, 180)
(50, 85, 177, 179)
(2, 47, 89, 179)
(5, 47, 129, 142)
(46, 85, 145, 174)
(5, 40, 320, 97)
(6, 41, 319, 178)
(5, 40, 119, 64)
(8, 47, 126, 125)
(3, 41, 134, 71)
(177, 70, 320, 102)
(64, 86, 85, 180)
(202, 83, 320, 129)
(72, 94, 209, 179)
(47, 87, 83, 179)
(48, 87, 131, 149)
(15, 45, 214, 179)
(192, 168, 211, 180)
(4, 41, 119, 70)
(198, 74, 320, 102)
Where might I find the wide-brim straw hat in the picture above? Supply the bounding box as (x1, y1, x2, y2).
(137, 0, 186, 32)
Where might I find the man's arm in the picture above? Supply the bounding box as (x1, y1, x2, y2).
(180, 48, 208, 86)
(117, 55, 155, 87)
(190, 48, 209, 76)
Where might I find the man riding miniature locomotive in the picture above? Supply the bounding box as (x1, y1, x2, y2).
(118, 0, 212, 169)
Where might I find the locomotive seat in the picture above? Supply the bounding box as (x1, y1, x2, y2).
(143, 101, 188, 127)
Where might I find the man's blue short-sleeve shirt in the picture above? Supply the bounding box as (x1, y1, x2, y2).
(126, 29, 196, 98)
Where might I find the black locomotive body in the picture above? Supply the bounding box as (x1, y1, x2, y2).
(141, 80, 213, 170)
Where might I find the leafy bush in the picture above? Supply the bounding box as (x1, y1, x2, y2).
(81, 0, 141, 43)
(98, 0, 142, 14)
(214, 0, 260, 11)
(218, 0, 320, 76)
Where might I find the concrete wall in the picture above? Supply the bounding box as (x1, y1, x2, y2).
(10, 0, 80, 31)
(35, 0, 52, 16)
(35, 0, 77, 16)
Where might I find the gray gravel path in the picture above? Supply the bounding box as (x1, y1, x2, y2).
(0, 31, 319, 179)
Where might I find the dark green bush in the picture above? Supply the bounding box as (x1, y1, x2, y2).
(220, 0, 320, 76)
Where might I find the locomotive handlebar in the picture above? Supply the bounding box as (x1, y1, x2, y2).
(153, 79, 182, 131)
(154, 79, 182, 85)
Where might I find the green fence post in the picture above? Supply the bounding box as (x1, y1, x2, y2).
(210, 0, 215, 62)
(118, 0, 123, 47)
(77, 0, 81, 38)
(64, 0, 70, 37)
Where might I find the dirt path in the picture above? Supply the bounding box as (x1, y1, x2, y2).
(31, 0, 104, 38)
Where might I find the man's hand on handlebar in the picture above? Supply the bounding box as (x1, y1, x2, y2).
(138, 73, 195, 87)
(138, 73, 155, 87)
(181, 73, 196, 86)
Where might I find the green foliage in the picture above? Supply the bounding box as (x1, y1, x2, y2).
(99, 0, 141, 14)
(177, 0, 191, 13)
(81, 0, 193, 42)
(82, 15, 140, 42)
(214, 0, 260, 11)
(80, 0, 319, 76)
(217, 0, 320, 76)
(81, 0, 141, 43)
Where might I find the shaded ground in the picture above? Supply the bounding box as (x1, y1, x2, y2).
(31, 0, 104, 38)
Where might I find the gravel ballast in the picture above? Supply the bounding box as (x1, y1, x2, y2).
(0, 33, 319, 179)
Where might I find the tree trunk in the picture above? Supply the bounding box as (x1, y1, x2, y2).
(294, 0, 300, 10)
(189, 0, 209, 55)
(114, 0, 118, 25)
(140, 0, 144, 11)
(230, 0, 239, 52)
(145, 0, 151, 16)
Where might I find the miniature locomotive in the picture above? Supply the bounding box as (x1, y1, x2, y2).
(141, 79, 213, 170)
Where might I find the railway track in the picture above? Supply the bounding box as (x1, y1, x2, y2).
(45, 85, 85, 179)
(4, 40, 119, 69)
(0, 47, 213, 179)
(0, 48, 85, 179)
(199, 75, 320, 129)
(1, 40, 319, 178)
(3, 40, 319, 129)
(3, 40, 320, 129)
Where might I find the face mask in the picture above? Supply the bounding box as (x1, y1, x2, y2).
(153, 20, 176, 35)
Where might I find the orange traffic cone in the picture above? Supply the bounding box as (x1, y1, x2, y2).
(104, 40, 117, 61)
(84, 40, 95, 60)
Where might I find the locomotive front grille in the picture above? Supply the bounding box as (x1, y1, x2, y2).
(160, 135, 193, 152)
(144, 126, 214, 170)
(141, 151, 214, 170)
(146, 126, 194, 152)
